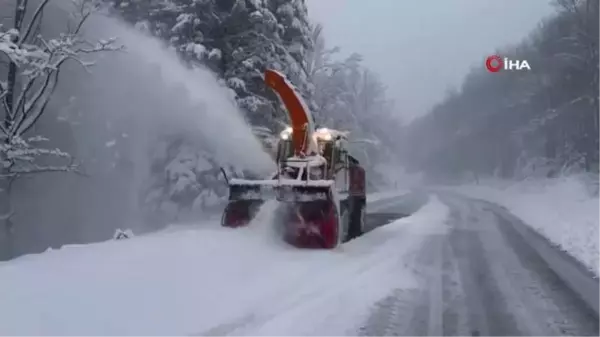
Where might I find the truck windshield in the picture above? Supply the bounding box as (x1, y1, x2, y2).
(277, 139, 293, 160)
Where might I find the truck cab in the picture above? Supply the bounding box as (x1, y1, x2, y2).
(276, 127, 348, 180)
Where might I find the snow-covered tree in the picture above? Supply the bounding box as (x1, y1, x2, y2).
(268, 0, 315, 112)
(0, 0, 120, 259)
(113, 0, 314, 129)
(142, 133, 228, 225)
(552, 0, 599, 170)
(305, 27, 402, 184)
(402, 0, 598, 181)
(110, 0, 318, 222)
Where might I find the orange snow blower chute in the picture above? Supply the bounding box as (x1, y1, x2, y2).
(221, 69, 367, 249)
(264, 69, 316, 157)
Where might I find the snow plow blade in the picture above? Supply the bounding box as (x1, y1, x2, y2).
(224, 179, 334, 203)
(221, 180, 340, 249)
(277, 191, 339, 249)
(274, 183, 340, 249)
(220, 182, 268, 227)
(276, 184, 332, 202)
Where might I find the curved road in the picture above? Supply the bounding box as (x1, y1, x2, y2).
(360, 191, 599, 336)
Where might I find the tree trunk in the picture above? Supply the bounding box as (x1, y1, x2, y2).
(0, 0, 26, 261)
(0, 173, 14, 261)
(593, 98, 600, 173)
(591, 94, 599, 172)
(5, 0, 27, 121)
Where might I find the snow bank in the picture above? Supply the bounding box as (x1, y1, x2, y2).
(371, 163, 424, 191)
(451, 175, 599, 277)
(367, 189, 411, 203)
(0, 198, 449, 335)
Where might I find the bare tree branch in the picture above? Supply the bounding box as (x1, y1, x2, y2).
(11, 74, 36, 121)
(13, 0, 28, 33)
(19, 0, 50, 46)
(0, 0, 121, 181)
(14, 61, 61, 136)
(73, 10, 92, 35)
(9, 61, 56, 135)
(11, 164, 79, 175)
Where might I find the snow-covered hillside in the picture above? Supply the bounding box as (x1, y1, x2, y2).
(0, 192, 442, 336)
(449, 175, 599, 277)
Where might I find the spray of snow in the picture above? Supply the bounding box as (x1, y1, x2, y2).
(245, 199, 285, 247)
(78, 14, 275, 173)
(43, 12, 278, 233)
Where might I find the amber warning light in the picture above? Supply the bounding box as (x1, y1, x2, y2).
(485, 55, 531, 73)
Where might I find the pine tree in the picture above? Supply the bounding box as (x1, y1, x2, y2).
(110, 0, 409, 215)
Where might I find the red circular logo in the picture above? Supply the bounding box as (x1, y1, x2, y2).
(485, 55, 503, 73)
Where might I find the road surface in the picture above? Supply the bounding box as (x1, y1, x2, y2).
(0, 191, 597, 335)
(360, 191, 599, 336)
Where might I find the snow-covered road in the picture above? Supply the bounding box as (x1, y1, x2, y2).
(0, 190, 597, 336)
(448, 176, 599, 277)
(0, 192, 435, 335)
(361, 192, 599, 336)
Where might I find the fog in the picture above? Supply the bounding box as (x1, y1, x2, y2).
(307, 0, 555, 122)
(2, 2, 550, 243)
(78, 15, 274, 173)
(2, 3, 274, 257)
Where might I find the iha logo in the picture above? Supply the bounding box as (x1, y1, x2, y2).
(485, 55, 531, 72)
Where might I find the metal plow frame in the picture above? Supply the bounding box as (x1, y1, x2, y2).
(221, 159, 341, 248)
(225, 157, 335, 203)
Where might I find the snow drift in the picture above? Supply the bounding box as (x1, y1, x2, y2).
(0, 196, 449, 335)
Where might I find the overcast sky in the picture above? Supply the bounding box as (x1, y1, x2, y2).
(306, 0, 556, 123)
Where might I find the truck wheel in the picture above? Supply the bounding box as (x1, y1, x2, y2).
(348, 200, 365, 240)
(359, 204, 366, 234)
(321, 204, 340, 249)
(339, 207, 350, 244)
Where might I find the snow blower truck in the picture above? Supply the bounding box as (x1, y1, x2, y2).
(220, 69, 366, 249)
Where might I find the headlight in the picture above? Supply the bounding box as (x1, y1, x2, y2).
(316, 128, 332, 141)
(280, 126, 292, 139)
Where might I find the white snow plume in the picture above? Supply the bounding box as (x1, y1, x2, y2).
(246, 199, 286, 246)
(73, 14, 275, 175)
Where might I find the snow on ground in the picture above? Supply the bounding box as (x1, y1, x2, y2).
(367, 189, 411, 203)
(448, 175, 599, 277)
(0, 197, 449, 336)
